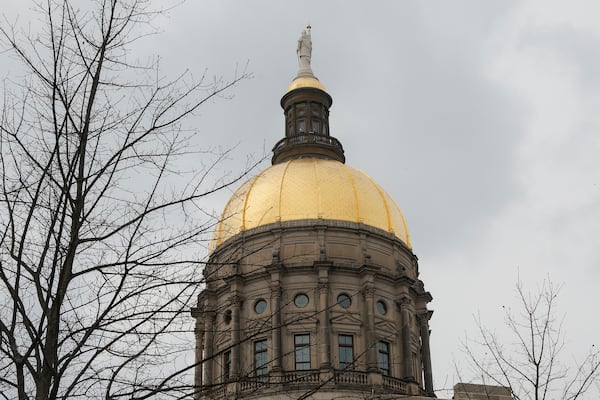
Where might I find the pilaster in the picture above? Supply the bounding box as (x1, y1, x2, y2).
(418, 310, 434, 395)
(316, 263, 331, 370)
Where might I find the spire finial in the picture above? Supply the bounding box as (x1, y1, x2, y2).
(296, 25, 313, 77)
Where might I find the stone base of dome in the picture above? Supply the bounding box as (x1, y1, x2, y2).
(196, 218, 434, 400)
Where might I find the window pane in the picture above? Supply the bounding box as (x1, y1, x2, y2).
(337, 294, 352, 309)
(256, 352, 267, 367)
(295, 334, 309, 345)
(254, 339, 268, 376)
(376, 301, 387, 315)
(254, 299, 267, 314)
(297, 347, 310, 362)
(295, 334, 311, 370)
(339, 334, 352, 345)
(311, 119, 320, 133)
(255, 340, 267, 351)
(378, 341, 390, 375)
(294, 293, 309, 308)
(311, 104, 320, 116)
(338, 335, 354, 369)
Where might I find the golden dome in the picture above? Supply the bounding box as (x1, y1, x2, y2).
(211, 158, 411, 250)
(286, 76, 327, 93)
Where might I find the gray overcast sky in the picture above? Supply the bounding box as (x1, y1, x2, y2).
(3, 0, 599, 397)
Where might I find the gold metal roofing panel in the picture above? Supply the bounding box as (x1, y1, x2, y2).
(285, 76, 327, 93)
(211, 159, 411, 250)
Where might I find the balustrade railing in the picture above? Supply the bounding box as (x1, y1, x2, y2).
(272, 133, 344, 152)
(283, 369, 320, 384)
(206, 369, 414, 397)
(382, 375, 408, 392)
(239, 378, 268, 393)
(333, 369, 369, 385)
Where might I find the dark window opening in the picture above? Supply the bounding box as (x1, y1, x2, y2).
(254, 339, 268, 376)
(338, 334, 354, 369)
(311, 104, 320, 116)
(298, 120, 305, 133)
(223, 350, 231, 380)
(378, 341, 390, 376)
(311, 119, 320, 133)
(294, 334, 311, 370)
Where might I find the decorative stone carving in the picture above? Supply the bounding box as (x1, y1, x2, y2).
(396, 261, 407, 277)
(317, 281, 329, 292)
(228, 294, 243, 308)
(414, 279, 425, 293)
(362, 250, 372, 265)
(396, 295, 413, 310)
(417, 310, 434, 325)
(270, 284, 282, 297)
(362, 284, 375, 298)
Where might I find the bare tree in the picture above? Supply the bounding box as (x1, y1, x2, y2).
(0, 1, 253, 399)
(462, 278, 600, 400)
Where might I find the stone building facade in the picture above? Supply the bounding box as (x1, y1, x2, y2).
(192, 27, 438, 400)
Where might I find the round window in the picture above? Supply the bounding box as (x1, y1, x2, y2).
(254, 299, 267, 314)
(376, 300, 387, 315)
(337, 293, 352, 309)
(294, 293, 309, 308)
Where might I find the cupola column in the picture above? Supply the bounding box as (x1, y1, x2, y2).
(419, 311, 434, 394)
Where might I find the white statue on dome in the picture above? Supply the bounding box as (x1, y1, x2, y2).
(296, 25, 313, 76)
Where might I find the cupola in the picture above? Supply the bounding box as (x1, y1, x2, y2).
(272, 25, 345, 164)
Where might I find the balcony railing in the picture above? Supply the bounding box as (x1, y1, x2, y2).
(239, 377, 268, 393)
(202, 369, 420, 398)
(283, 369, 320, 384)
(271, 133, 345, 163)
(333, 369, 369, 385)
(382, 375, 408, 392)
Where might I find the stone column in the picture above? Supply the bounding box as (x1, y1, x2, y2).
(317, 277, 331, 369)
(230, 295, 242, 380)
(418, 311, 434, 394)
(271, 283, 283, 371)
(193, 316, 204, 400)
(363, 284, 377, 372)
(399, 298, 414, 380)
(204, 311, 216, 386)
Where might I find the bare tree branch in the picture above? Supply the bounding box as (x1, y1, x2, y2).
(0, 1, 255, 399)
(462, 277, 600, 400)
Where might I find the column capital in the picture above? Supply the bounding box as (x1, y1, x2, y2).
(396, 295, 413, 310)
(318, 281, 329, 292)
(362, 283, 375, 297)
(417, 310, 434, 324)
(270, 283, 282, 297)
(205, 310, 217, 322)
(228, 294, 243, 307)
